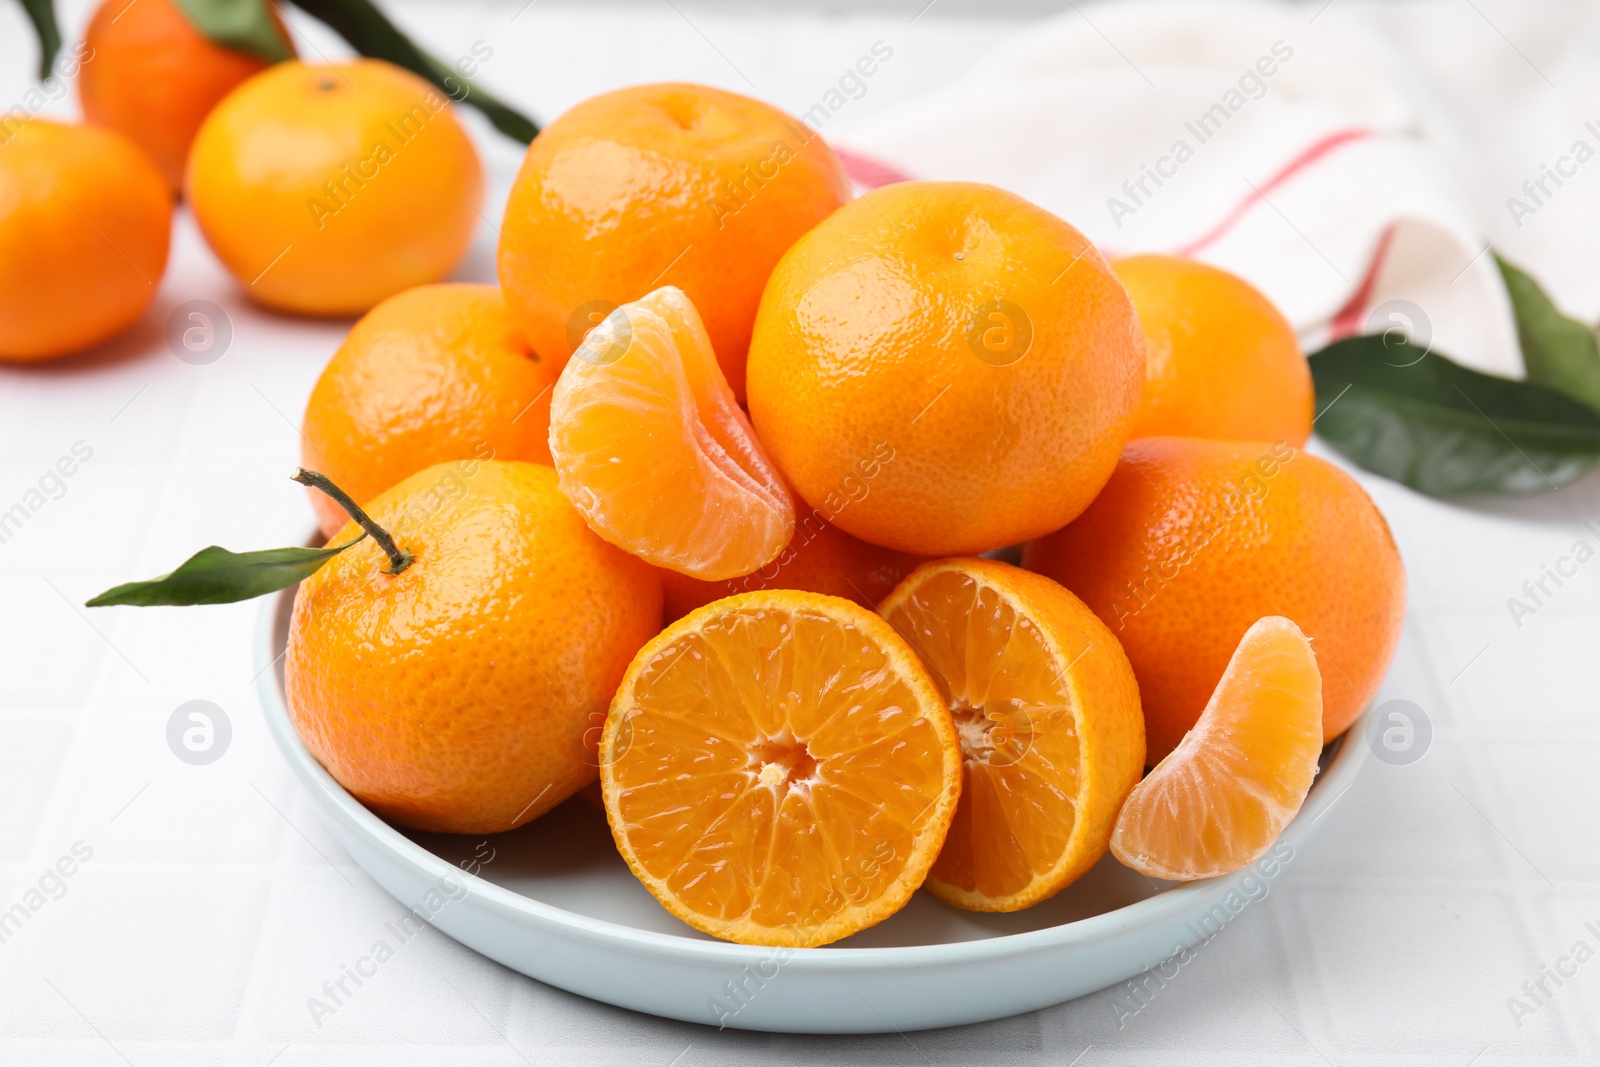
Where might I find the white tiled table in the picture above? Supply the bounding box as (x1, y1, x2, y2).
(1, 1, 1597, 1063)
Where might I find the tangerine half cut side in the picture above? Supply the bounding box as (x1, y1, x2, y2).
(878, 558, 1146, 911)
(599, 590, 961, 947)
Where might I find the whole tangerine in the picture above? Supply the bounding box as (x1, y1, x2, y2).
(0, 119, 171, 362)
(301, 284, 557, 539)
(186, 59, 482, 316)
(497, 82, 851, 397)
(747, 181, 1145, 556)
(285, 460, 662, 834)
(78, 0, 294, 191)
(1024, 436, 1405, 760)
(1112, 254, 1312, 446)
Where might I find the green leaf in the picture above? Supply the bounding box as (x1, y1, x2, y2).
(1497, 253, 1600, 412)
(86, 536, 365, 607)
(171, 0, 293, 63)
(1309, 335, 1600, 496)
(417, 52, 539, 144)
(17, 0, 62, 80)
(287, 0, 538, 143)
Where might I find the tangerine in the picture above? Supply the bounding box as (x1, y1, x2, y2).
(548, 287, 793, 580)
(1112, 254, 1312, 446)
(0, 119, 171, 361)
(1111, 616, 1323, 881)
(286, 460, 661, 834)
(186, 59, 482, 316)
(301, 283, 557, 539)
(1024, 436, 1404, 760)
(747, 181, 1145, 556)
(659, 514, 922, 621)
(498, 82, 850, 397)
(79, 0, 294, 190)
(880, 558, 1144, 910)
(601, 589, 960, 946)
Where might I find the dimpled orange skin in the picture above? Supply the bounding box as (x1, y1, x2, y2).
(657, 514, 925, 621)
(0, 120, 171, 362)
(1023, 437, 1405, 760)
(78, 0, 294, 190)
(746, 181, 1145, 556)
(301, 284, 558, 539)
(284, 461, 662, 835)
(186, 59, 482, 316)
(497, 82, 851, 398)
(1112, 254, 1312, 446)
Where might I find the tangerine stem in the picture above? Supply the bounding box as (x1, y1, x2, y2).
(291, 468, 413, 575)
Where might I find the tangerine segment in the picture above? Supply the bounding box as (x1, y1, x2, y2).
(879, 559, 1145, 911)
(600, 590, 961, 947)
(550, 287, 794, 581)
(1111, 616, 1323, 882)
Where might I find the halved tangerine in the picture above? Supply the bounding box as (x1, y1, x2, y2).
(549, 286, 794, 580)
(599, 589, 961, 946)
(1111, 615, 1323, 881)
(878, 558, 1146, 911)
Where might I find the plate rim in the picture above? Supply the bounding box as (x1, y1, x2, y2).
(256, 581, 1368, 971)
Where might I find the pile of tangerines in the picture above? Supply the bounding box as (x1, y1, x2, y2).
(12, 11, 1404, 948)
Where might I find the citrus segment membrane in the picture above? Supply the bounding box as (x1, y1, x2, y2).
(600, 591, 960, 946)
(1110, 615, 1323, 881)
(550, 286, 794, 580)
(878, 559, 1145, 911)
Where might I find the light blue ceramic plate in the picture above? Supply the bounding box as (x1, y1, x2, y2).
(256, 586, 1365, 1034)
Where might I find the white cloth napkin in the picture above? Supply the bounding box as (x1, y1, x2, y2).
(830, 0, 1522, 378)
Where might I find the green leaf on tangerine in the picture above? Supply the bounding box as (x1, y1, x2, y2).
(287, 0, 538, 143)
(86, 536, 365, 607)
(171, 0, 293, 64)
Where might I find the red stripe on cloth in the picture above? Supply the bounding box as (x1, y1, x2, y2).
(1172, 128, 1374, 258)
(1329, 224, 1396, 340)
(836, 147, 916, 191)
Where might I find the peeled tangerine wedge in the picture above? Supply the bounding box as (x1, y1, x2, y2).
(878, 558, 1146, 911)
(599, 590, 961, 947)
(549, 286, 794, 581)
(1111, 616, 1324, 881)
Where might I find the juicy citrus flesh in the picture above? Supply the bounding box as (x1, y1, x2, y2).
(1023, 436, 1404, 758)
(0, 120, 171, 362)
(600, 590, 961, 946)
(186, 59, 483, 316)
(301, 284, 557, 539)
(746, 180, 1145, 556)
(1112, 254, 1312, 447)
(286, 461, 662, 835)
(1112, 616, 1323, 881)
(878, 559, 1145, 911)
(658, 514, 924, 621)
(496, 81, 852, 400)
(550, 286, 794, 581)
